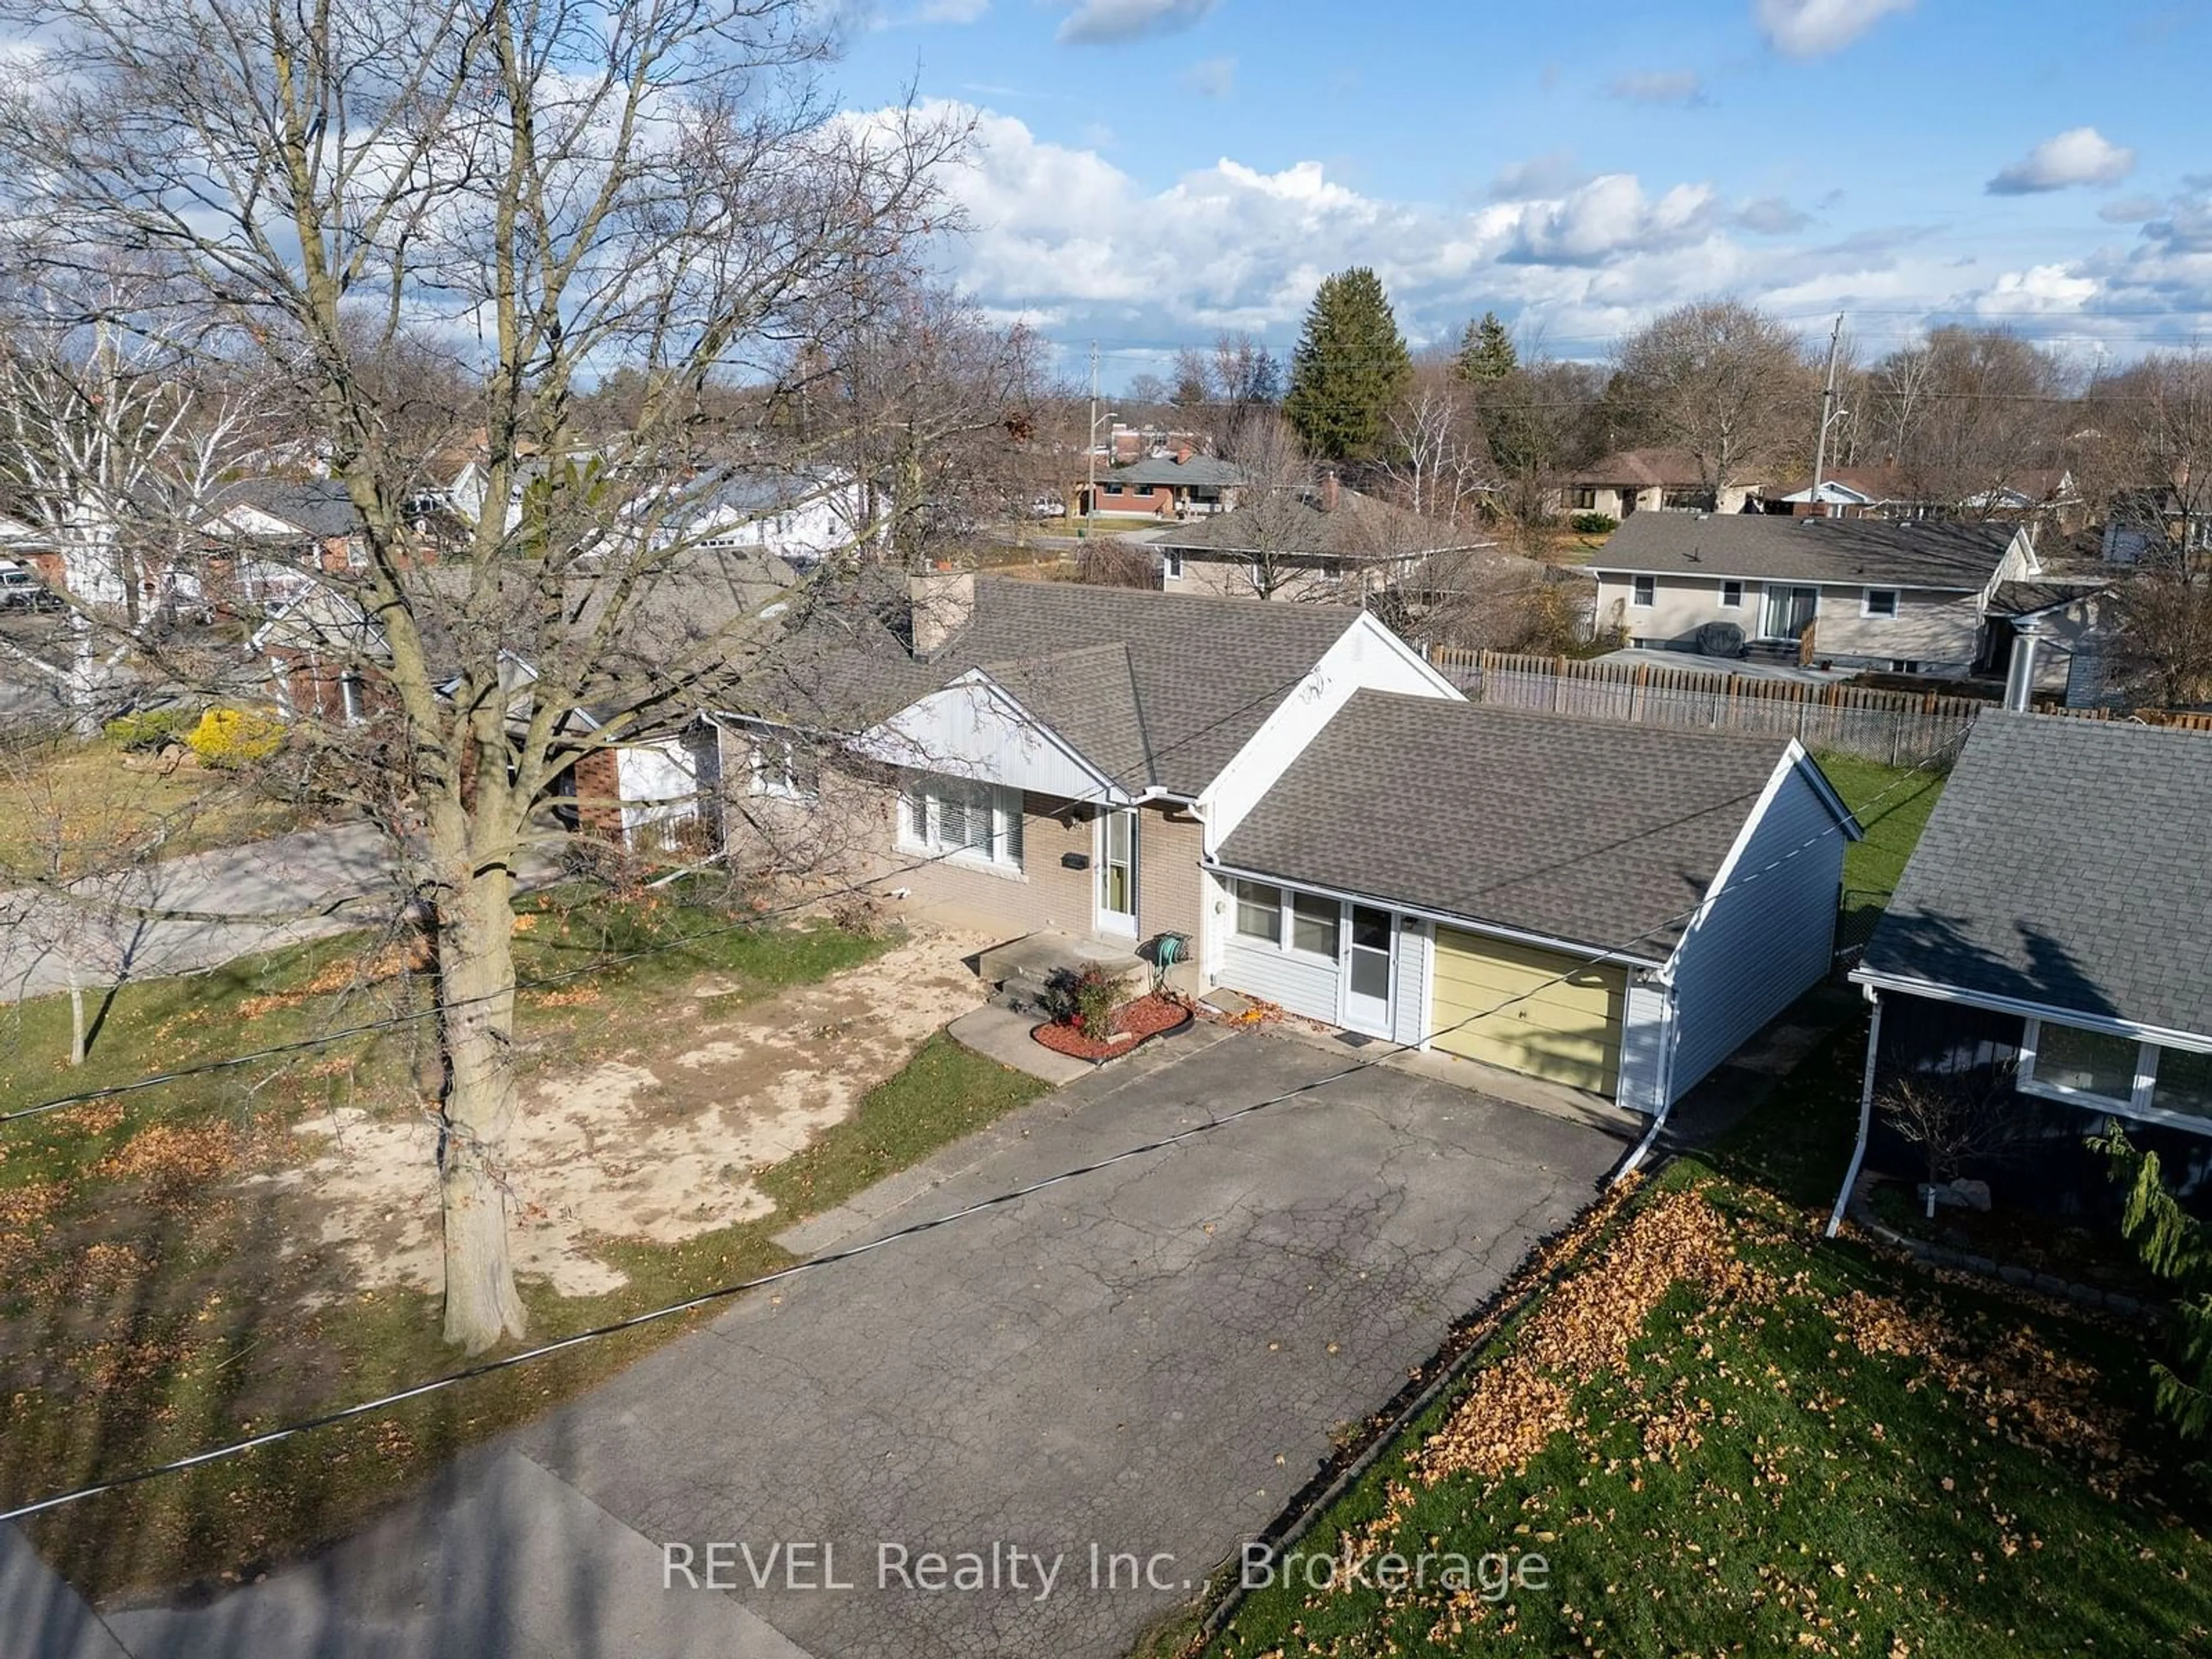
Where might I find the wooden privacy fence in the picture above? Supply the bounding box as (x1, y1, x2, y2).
(2043, 705, 2212, 733)
(1423, 648, 1986, 765)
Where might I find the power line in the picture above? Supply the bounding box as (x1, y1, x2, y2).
(0, 745, 1950, 1525)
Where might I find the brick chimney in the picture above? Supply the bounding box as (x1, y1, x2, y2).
(1174, 442, 1194, 465)
(909, 570, 975, 657)
(1319, 467, 1340, 512)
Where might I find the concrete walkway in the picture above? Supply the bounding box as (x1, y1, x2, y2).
(15, 1026, 1626, 1659)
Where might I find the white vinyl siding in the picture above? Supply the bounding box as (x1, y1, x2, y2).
(1391, 919, 1430, 1048)
(1218, 934, 1341, 1024)
(1616, 982, 1673, 1115)
(1664, 762, 1844, 1098)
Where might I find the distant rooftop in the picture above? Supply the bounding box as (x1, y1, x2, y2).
(1589, 512, 2023, 590)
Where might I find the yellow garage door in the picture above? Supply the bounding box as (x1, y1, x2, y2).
(1430, 928, 1626, 1096)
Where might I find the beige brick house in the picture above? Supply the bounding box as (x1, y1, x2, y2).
(719, 572, 1859, 1121)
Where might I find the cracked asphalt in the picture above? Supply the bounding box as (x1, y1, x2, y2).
(39, 1024, 1625, 1659)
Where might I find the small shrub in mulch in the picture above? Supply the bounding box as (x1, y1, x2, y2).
(1032, 992, 1192, 1062)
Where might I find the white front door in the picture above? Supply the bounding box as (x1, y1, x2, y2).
(1096, 808, 1138, 937)
(1342, 904, 1394, 1035)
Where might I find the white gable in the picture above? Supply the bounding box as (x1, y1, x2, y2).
(852, 673, 1128, 804)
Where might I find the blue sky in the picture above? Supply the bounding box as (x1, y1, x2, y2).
(836, 0, 2212, 386)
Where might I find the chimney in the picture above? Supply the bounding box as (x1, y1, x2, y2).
(909, 569, 975, 658)
(2003, 618, 2043, 713)
(1319, 468, 1340, 512)
(1175, 442, 1194, 465)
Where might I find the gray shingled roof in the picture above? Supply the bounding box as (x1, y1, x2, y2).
(1217, 691, 1816, 959)
(1589, 513, 2020, 590)
(1859, 714, 2212, 1037)
(742, 575, 1365, 796)
(1154, 486, 1485, 560)
(208, 478, 362, 540)
(1104, 455, 1247, 489)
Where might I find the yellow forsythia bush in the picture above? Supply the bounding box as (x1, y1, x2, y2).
(185, 706, 285, 767)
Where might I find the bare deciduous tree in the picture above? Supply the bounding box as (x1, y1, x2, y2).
(1384, 368, 1488, 526)
(0, 0, 965, 1351)
(1611, 300, 1817, 503)
(1867, 326, 2072, 516)
(1878, 1065, 2029, 1218)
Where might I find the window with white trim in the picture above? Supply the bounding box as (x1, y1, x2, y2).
(1719, 579, 1743, 608)
(748, 727, 817, 801)
(1162, 548, 1184, 580)
(1862, 587, 1899, 618)
(1630, 575, 1656, 608)
(1288, 891, 1341, 959)
(2019, 1018, 2212, 1127)
(899, 774, 1023, 870)
(1233, 879, 1282, 944)
(2157, 1047, 2212, 1120)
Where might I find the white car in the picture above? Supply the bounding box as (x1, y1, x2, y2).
(1029, 497, 1069, 518)
(0, 561, 60, 611)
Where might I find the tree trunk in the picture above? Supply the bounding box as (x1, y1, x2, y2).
(435, 863, 528, 1353)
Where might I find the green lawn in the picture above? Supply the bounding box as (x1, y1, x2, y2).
(0, 894, 1045, 1598)
(1819, 752, 1948, 900)
(1194, 1024, 2212, 1657)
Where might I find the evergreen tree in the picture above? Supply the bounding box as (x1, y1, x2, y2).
(1456, 311, 1518, 383)
(2096, 1124, 2212, 1439)
(1283, 267, 1412, 463)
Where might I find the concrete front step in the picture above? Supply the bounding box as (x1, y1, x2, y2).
(975, 930, 1148, 1013)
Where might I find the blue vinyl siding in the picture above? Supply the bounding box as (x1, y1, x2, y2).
(1665, 764, 1846, 1096)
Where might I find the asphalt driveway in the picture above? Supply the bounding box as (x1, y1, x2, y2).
(39, 1024, 1626, 1659)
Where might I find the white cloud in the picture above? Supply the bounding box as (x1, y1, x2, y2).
(1499, 175, 1719, 266)
(1058, 0, 1214, 45)
(1754, 0, 1915, 58)
(1490, 150, 1585, 202)
(1181, 55, 1235, 98)
(880, 100, 2212, 369)
(2099, 196, 2164, 225)
(904, 102, 1767, 349)
(869, 0, 989, 28)
(1971, 264, 2100, 315)
(1736, 196, 1812, 234)
(1608, 69, 1706, 107)
(1986, 127, 2137, 195)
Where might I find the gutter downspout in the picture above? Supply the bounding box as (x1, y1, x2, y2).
(1825, 987, 1885, 1238)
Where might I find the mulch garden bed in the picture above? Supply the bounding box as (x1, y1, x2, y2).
(1032, 993, 1193, 1062)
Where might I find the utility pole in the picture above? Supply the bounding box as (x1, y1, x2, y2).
(1811, 312, 1844, 518)
(1082, 339, 1099, 541)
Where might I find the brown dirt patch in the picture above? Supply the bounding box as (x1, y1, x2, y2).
(244, 922, 994, 1301)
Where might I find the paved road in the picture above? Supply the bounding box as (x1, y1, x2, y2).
(0, 823, 401, 1004)
(24, 1025, 1626, 1659)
